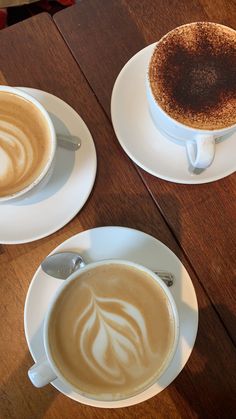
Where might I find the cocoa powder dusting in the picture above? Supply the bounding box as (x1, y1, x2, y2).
(149, 23, 236, 129)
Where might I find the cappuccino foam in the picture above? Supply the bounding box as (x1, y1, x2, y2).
(48, 264, 176, 400)
(0, 92, 51, 197)
(149, 22, 236, 129)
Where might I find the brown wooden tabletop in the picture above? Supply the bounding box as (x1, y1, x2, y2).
(54, 0, 236, 346)
(0, 8, 235, 419)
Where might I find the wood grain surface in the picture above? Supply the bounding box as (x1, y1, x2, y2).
(54, 0, 236, 345)
(0, 11, 235, 419)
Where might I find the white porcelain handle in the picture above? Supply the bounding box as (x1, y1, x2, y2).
(186, 135, 215, 169)
(28, 358, 57, 388)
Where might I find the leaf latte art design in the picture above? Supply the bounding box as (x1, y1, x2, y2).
(73, 288, 157, 385)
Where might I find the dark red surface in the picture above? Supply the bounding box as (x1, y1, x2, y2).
(0, 0, 74, 29)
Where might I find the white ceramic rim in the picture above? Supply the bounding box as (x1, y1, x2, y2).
(0, 86, 56, 202)
(43, 259, 180, 403)
(147, 22, 236, 133)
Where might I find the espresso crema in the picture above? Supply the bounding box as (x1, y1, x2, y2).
(149, 22, 236, 130)
(48, 264, 176, 400)
(0, 92, 51, 197)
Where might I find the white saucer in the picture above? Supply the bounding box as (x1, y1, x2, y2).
(24, 226, 198, 408)
(0, 88, 97, 244)
(111, 44, 236, 184)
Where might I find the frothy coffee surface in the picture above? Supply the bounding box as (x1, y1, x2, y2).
(149, 22, 236, 129)
(0, 92, 51, 197)
(48, 264, 175, 400)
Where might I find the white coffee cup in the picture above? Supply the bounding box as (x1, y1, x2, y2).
(146, 23, 236, 169)
(147, 83, 236, 169)
(0, 86, 56, 202)
(28, 259, 179, 403)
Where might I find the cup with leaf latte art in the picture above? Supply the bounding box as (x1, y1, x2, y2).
(0, 86, 56, 202)
(28, 260, 179, 402)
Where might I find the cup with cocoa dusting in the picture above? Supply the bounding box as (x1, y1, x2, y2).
(146, 22, 236, 169)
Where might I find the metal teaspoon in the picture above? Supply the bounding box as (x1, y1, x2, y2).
(57, 134, 81, 151)
(41, 252, 174, 287)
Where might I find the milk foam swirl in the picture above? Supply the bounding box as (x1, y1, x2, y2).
(0, 90, 52, 197)
(73, 287, 157, 385)
(0, 120, 37, 190)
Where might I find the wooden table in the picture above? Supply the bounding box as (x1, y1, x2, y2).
(0, 3, 235, 418)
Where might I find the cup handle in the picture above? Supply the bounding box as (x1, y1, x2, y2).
(186, 135, 215, 169)
(28, 358, 57, 388)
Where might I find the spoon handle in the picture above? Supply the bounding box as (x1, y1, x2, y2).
(57, 134, 81, 151)
(154, 271, 174, 287)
